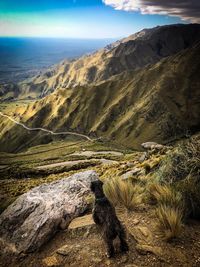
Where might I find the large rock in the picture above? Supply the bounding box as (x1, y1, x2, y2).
(0, 170, 98, 254)
(141, 142, 164, 151)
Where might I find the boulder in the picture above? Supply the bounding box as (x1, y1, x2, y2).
(122, 168, 143, 180)
(0, 170, 98, 254)
(138, 152, 148, 163)
(141, 142, 164, 151)
(67, 214, 96, 238)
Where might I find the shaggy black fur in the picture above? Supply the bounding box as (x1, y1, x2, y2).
(91, 180, 129, 258)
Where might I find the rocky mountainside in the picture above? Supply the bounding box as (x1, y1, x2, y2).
(1, 39, 200, 152)
(10, 23, 200, 99)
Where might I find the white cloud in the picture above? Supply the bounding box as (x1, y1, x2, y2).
(103, 0, 139, 11)
(103, 0, 200, 23)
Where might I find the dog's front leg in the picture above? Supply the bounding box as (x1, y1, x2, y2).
(92, 209, 102, 225)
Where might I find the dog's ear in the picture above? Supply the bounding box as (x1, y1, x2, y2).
(90, 181, 95, 192)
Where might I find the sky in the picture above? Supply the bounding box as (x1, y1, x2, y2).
(0, 0, 199, 38)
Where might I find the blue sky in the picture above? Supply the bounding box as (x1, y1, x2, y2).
(0, 0, 191, 38)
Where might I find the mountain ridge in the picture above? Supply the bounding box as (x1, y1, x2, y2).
(2, 23, 199, 101)
(1, 37, 200, 152)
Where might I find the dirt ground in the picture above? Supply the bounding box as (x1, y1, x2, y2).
(1, 208, 200, 267)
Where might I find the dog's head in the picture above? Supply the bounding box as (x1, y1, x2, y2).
(90, 180, 104, 198)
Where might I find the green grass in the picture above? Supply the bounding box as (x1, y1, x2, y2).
(0, 139, 126, 166)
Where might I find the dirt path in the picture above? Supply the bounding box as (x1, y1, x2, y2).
(0, 111, 93, 141)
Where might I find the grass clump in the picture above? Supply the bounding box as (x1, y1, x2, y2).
(103, 177, 144, 211)
(148, 182, 184, 241)
(103, 177, 120, 206)
(148, 183, 183, 208)
(155, 204, 183, 241)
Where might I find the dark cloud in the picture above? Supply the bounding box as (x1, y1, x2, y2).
(103, 0, 200, 23)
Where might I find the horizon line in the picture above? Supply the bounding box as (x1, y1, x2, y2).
(0, 35, 120, 40)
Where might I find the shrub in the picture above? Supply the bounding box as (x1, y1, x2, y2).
(155, 204, 183, 241)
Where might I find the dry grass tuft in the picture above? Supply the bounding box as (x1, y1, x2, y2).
(103, 177, 144, 210)
(155, 204, 183, 241)
(103, 177, 120, 206)
(148, 183, 182, 208)
(148, 182, 184, 240)
(118, 181, 144, 210)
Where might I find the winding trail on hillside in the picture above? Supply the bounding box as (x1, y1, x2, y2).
(0, 111, 93, 141)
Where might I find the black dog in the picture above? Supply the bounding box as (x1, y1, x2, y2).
(90, 180, 129, 258)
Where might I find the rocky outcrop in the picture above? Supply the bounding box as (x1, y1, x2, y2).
(0, 170, 98, 254)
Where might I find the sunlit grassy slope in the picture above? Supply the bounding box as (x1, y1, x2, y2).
(1, 24, 200, 102)
(15, 24, 200, 99)
(1, 42, 200, 152)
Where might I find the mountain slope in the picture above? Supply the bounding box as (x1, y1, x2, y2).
(14, 24, 200, 99)
(1, 41, 200, 152)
